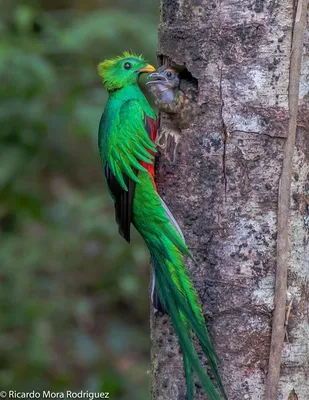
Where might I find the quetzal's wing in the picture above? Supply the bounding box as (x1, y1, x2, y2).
(104, 100, 157, 242)
(107, 100, 157, 190)
(105, 164, 136, 242)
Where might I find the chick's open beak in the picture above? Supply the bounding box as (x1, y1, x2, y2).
(147, 72, 161, 80)
(146, 72, 168, 85)
(139, 64, 156, 73)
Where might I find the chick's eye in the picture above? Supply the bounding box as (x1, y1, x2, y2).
(166, 71, 173, 78)
(124, 62, 131, 70)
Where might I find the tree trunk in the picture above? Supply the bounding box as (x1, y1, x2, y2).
(151, 1, 309, 399)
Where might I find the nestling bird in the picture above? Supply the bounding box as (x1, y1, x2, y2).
(146, 66, 196, 161)
(147, 66, 180, 109)
(147, 65, 195, 129)
(97, 52, 226, 400)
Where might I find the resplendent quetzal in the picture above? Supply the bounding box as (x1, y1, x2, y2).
(97, 52, 226, 400)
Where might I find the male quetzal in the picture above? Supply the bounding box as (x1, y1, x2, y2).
(97, 52, 226, 400)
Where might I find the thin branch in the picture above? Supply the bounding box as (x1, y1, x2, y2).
(264, 1, 308, 399)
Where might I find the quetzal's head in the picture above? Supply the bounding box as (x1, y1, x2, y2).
(98, 52, 156, 91)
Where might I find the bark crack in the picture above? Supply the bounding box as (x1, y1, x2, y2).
(228, 130, 286, 139)
(264, 1, 308, 399)
(219, 66, 228, 200)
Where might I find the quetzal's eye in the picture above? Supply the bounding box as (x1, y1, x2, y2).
(166, 71, 173, 78)
(124, 62, 132, 70)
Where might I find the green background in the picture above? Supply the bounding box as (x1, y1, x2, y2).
(0, 1, 159, 398)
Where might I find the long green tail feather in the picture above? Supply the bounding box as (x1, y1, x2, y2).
(184, 352, 195, 400)
(153, 254, 227, 400)
(154, 260, 222, 400)
(157, 246, 222, 375)
(165, 254, 226, 397)
(155, 254, 195, 399)
(132, 172, 226, 399)
(167, 258, 225, 398)
(108, 163, 225, 398)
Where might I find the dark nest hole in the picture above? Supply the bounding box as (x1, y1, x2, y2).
(157, 54, 198, 89)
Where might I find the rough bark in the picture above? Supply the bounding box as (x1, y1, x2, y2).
(151, 1, 309, 400)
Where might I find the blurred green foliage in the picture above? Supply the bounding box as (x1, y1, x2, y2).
(0, 0, 158, 398)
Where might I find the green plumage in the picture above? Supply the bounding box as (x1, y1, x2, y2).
(98, 52, 226, 400)
(99, 88, 156, 190)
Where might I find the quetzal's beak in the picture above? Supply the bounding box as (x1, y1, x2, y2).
(139, 64, 156, 73)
